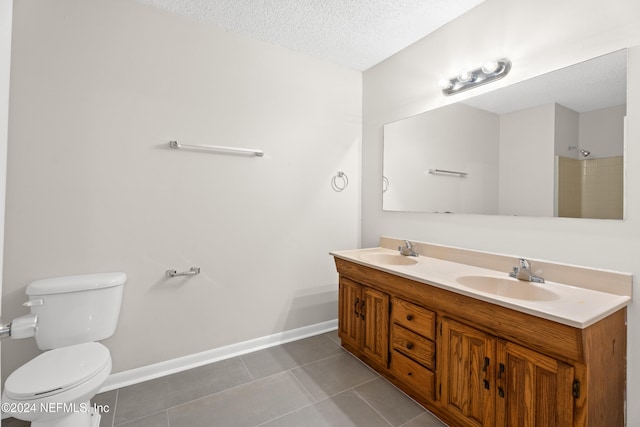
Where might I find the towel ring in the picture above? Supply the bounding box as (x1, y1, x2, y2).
(332, 171, 349, 192)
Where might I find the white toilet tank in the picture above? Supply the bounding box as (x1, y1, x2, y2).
(25, 272, 126, 350)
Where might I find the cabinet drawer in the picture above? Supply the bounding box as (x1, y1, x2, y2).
(392, 298, 436, 340)
(391, 324, 436, 370)
(390, 350, 434, 401)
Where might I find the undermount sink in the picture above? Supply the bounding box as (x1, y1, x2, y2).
(456, 275, 559, 301)
(359, 252, 418, 266)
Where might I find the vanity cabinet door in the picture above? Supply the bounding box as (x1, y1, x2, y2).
(338, 277, 389, 368)
(496, 340, 574, 427)
(361, 286, 390, 367)
(440, 318, 495, 427)
(338, 277, 361, 350)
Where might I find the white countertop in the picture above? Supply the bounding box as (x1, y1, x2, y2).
(331, 247, 631, 329)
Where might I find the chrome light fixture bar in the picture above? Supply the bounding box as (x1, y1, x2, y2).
(440, 58, 512, 96)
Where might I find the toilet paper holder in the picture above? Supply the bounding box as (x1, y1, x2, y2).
(166, 267, 201, 278)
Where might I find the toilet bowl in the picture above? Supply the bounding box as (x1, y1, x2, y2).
(3, 342, 112, 427)
(2, 272, 126, 426)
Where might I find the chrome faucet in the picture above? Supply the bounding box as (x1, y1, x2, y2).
(398, 240, 419, 257)
(509, 258, 544, 283)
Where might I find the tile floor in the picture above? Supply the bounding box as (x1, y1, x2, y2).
(5, 330, 447, 427)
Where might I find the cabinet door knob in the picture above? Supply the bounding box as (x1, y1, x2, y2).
(406, 314, 414, 321)
(406, 342, 414, 350)
(407, 371, 413, 376)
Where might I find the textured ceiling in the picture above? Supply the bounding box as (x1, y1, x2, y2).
(132, 0, 484, 70)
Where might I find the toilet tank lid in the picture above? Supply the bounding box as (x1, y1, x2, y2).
(26, 272, 127, 296)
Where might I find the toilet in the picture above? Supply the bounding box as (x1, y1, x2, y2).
(2, 272, 126, 427)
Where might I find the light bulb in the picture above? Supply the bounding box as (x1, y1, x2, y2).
(481, 60, 499, 74)
(438, 78, 453, 90)
(457, 70, 474, 83)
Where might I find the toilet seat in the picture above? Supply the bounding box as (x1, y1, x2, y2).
(4, 342, 111, 400)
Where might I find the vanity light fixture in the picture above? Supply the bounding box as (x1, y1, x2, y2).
(440, 58, 512, 96)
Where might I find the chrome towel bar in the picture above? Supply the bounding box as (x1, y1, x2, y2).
(169, 141, 263, 157)
(428, 168, 468, 177)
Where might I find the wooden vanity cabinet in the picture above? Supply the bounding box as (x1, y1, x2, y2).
(338, 277, 389, 369)
(389, 298, 437, 400)
(334, 257, 626, 427)
(440, 318, 574, 427)
(495, 340, 574, 427)
(440, 317, 495, 427)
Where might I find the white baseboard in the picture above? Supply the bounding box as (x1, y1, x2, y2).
(100, 319, 339, 393)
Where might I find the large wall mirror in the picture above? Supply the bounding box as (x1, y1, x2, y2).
(383, 49, 627, 219)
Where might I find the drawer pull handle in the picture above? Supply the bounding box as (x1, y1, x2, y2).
(407, 371, 413, 376)
(406, 314, 414, 321)
(406, 343, 414, 350)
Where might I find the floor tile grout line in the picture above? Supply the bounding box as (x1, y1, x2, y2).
(215, 351, 361, 426)
(209, 350, 351, 400)
(398, 412, 430, 427)
(113, 355, 259, 424)
(253, 376, 382, 427)
(112, 365, 429, 427)
(253, 400, 317, 427)
(123, 366, 310, 423)
(340, 348, 387, 377)
(351, 384, 395, 427)
(109, 388, 119, 427)
(113, 409, 167, 427)
(241, 347, 353, 386)
(144, 349, 363, 424)
(112, 334, 383, 426)
(353, 373, 448, 427)
(253, 360, 333, 427)
(336, 352, 450, 427)
(8, 333, 362, 427)
(288, 365, 319, 403)
(399, 411, 449, 427)
(253, 350, 383, 427)
(249, 347, 338, 427)
(238, 337, 346, 382)
(354, 379, 450, 427)
(238, 354, 258, 382)
(368, 374, 448, 427)
(285, 351, 384, 402)
(160, 367, 318, 427)
(289, 348, 352, 373)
